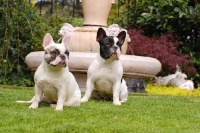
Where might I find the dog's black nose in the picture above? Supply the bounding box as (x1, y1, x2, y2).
(113, 46, 118, 51)
(60, 54, 66, 60)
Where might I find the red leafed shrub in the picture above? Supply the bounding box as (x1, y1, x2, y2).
(126, 29, 196, 76)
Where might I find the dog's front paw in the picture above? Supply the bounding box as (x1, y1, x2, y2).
(55, 107, 63, 111)
(113, 101, 121, 106)
(29, 103, 38, 109)
(120, 99, 127, 103)
(81, 97, 89, 103)
(50, 104, 63, 111)
(55, 105, 64, 111)
(50, 104, 56, 109)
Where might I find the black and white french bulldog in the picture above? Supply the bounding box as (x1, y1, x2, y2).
(81, 28, 128, 105)
(17, 33, 81, 110)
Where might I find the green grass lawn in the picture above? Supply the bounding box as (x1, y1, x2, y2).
(0, 85, 200, 133)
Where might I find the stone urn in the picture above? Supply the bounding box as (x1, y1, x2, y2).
(80, 0, 115, 27)
(68, 0, 128, 54)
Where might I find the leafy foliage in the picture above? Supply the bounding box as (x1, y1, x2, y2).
(124, 0, 200, 86)
(127, 29, 196, 76)
(0, 0, 66, 86)
(127, 0, 200, 36)
(146, 84, 200, 96)
(108, 0, 129, 27)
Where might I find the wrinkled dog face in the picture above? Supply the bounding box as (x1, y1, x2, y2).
(42, 33, 70, 67)
(96, 28, 126, 60)
(44, 46, 69, 67)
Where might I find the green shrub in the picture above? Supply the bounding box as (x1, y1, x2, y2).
(0, 0, 66, 86)
(127, 29, 196, 77)
(125, 0, 200, 86)
(108, 0, 128, 27)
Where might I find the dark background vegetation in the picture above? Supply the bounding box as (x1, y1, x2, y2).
(0, 0, 200, 87)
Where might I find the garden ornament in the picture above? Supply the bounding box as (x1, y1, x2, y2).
(153, 64, 194, 91)
(57, 23, 74, 42)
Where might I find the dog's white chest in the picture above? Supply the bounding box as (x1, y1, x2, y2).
(37, 79, 60, 101)
(95, 78, 113, 94)
(90, 63, 122, 94)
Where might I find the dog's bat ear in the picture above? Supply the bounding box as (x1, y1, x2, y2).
(96, 28, 107, 42)
(62, 35, 70, 47)
(43, 33, 54, 48)
(117, 31, 126, 45)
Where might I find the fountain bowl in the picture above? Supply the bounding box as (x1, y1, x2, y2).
(25, 51, 161, 92)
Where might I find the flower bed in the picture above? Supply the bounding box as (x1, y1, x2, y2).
(146, 84, 200, 96)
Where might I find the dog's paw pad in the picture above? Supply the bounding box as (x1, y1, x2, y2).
(29, 102, 39, 109)
(113, 102, 121, 106)
(81, 98, 88, 103)
(29, 106, 37, 109)
(55, 108, 63, 111)
(51, 104, 63, 111)
(50, 104, 56, 109)
(120, 99, 127, 103)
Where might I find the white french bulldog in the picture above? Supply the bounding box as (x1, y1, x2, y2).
(17, 33, 81, 110)
(81, 28, 128, 105)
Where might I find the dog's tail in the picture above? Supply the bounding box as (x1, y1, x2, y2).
(16, 96, 54, 103)
(16, 96, 35, 103)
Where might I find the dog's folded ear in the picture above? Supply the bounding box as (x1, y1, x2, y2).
(96, 28, 107, 42)
(62, 35, 70, 47)
(117, 31, 126, 45)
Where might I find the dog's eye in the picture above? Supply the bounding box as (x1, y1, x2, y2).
(51, 51, 57, 55)
(52, 49, 60, 55)
(117, 41, 122, 46)
(106, 42, 110, 46)
(65, 50, 69, 56)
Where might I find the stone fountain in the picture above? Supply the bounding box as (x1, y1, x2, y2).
(25, 0, 161, 92)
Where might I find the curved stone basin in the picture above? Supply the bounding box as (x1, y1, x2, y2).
(25, 51, 161, 91)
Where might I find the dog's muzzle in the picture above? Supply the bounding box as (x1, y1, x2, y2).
(113, 46, 118, 54)
(111, 46, 120, 60)
(58, 54, 67, 67)
(60, 54, 66, 60)
(50, 54, 67, 67)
